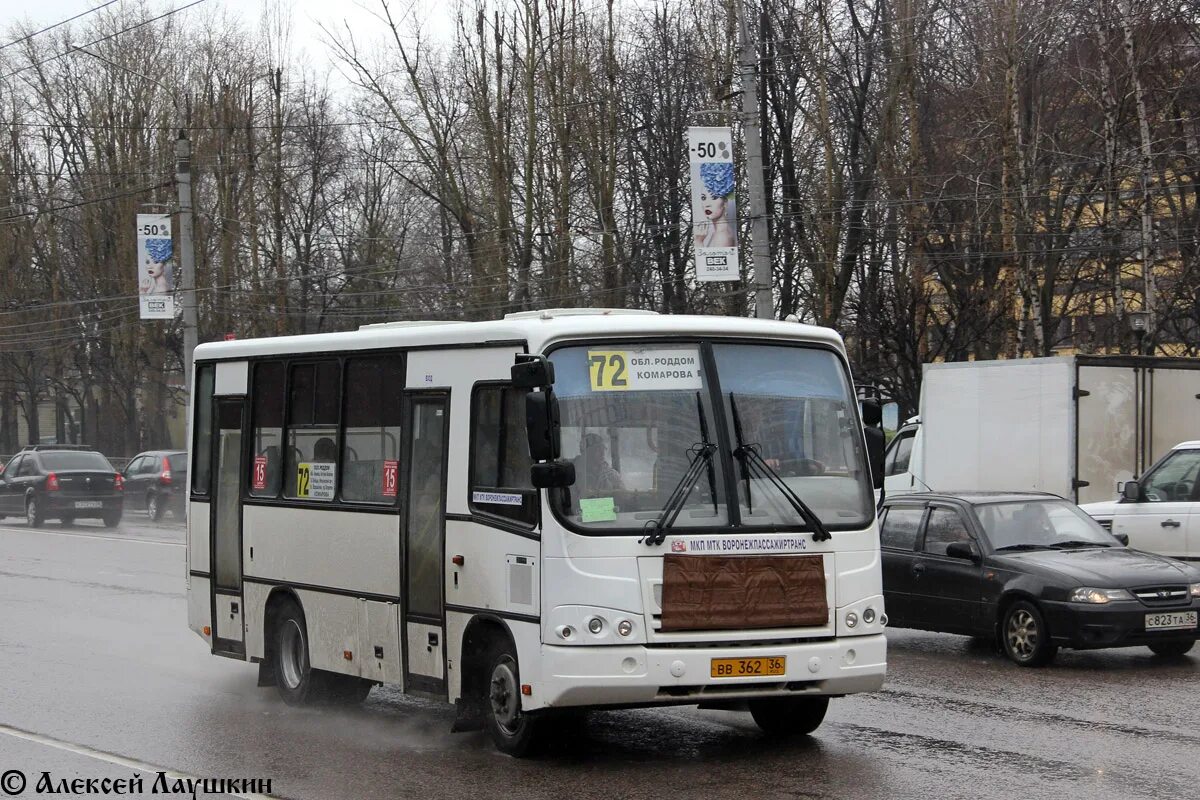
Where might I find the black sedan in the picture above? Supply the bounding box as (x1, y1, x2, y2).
(0, 446, 124, 528)
(880, 492, 1200, 666)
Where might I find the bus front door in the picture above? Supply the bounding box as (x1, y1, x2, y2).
(402, 394, 449, 694)
(210, 397, 246, 656)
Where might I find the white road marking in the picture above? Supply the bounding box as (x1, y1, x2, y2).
(0, 722, 281, 799)
(0, 524, 183, 546)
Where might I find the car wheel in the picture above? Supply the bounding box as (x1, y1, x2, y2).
(26, 496, 45, 528)
(749, 695, 829, 736)
(102, 510, 122, 528)
(1002, 600, 1058, 667)
(1148, 640, 1195, 658)
(147, 491, 164, 521)
(484, 641, 544, 756)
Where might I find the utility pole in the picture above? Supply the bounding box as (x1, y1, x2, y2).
(737, 0, 773, 319)
(176, 132, 198, 396)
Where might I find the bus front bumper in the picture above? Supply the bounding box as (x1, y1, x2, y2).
(535, 634, 886, 710)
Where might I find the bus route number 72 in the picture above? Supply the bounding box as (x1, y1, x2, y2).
(588, 351, 630, 392)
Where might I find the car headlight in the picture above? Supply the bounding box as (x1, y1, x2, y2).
(1190, 583, 1200, 599)
(1069, 587, 1135, 604)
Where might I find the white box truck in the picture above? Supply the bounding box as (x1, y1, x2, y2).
(883, 355, 1200, 505)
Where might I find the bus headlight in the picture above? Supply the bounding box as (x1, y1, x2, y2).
(587, 617, 604, 635)
(845, 612, 858, 628)
(557, 625, 574, 640)
(617, 619, 634, 636)
(862, 607, 876, 624)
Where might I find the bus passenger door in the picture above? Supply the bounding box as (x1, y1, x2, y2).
(211, 397, 247, 656)
(402, 393, 449, 694)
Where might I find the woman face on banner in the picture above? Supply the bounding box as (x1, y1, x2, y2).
(699, 190, 728, 223)
(145, 257, 164, 281)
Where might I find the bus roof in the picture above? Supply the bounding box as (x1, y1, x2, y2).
(193, 308, 846, 361)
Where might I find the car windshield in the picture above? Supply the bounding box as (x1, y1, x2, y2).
(550, 343, 728, 530)
(39, 451, 113, 471)
(547, 341, 872, 533)
(976, 500, 1118, 550)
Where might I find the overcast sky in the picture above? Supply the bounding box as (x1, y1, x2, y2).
(0, 0, 440, 78)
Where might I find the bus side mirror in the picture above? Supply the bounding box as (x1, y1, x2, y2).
(512, 354, 555, 389)
(861, 400, 885, 490)
(531, 461, 575, 489)
(514, 354, 575, 489)
(525, 390, 561, 462)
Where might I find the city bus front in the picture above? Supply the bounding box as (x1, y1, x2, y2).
(520, 336, 886, 732)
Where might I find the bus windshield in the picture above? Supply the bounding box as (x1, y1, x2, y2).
(548, 341, 873, 533)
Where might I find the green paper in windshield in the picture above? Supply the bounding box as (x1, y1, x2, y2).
(580, 497, 617, 522)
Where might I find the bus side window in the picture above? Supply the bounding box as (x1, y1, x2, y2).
(250, 361, 285, 497)
(284, 361, 341, 501)
(469, 384, 537, 526)
(341, 356, 405, 503)
(192, 364, 215, 495)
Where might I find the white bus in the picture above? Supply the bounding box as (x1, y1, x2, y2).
(186, 309, 886, 755)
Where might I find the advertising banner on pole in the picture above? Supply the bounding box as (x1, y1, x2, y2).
(688, 127, 739, 282)
(137, 213, 176, 319)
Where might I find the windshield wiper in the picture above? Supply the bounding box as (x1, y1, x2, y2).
(640, 394, 718, 547)
(994, 543, 1053, 552)
(1050, 540, 1111, 549)
(729, 393, 832, 542)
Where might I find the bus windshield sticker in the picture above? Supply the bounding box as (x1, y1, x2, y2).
(296, 462, 336, 500)
(587, 347, 702, 392)
(251, 455, 268, 491)
(579, 496, 617, 522)
(473, 490, 524, 507)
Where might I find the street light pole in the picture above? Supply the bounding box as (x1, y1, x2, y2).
(176, 132, 198, 396)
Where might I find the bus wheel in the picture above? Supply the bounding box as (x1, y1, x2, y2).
(271, 600, 371, 706)
(748, 696, 829, 736)
(484, 642, 543, 757)
(273, 601, 321, 705)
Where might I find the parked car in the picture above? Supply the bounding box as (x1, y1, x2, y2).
(879, 491, 1200, 666)
(0, 445, 124, 528)
(1080, 440, 1199, 561)
(122, 450, 187, 521)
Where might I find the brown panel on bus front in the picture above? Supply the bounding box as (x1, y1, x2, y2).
(660, 555, 828, 631)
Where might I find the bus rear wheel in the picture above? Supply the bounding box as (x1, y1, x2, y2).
(271, 600, 372, 706)
(748, 696, 829, 736)
(484, 642, 544, 757)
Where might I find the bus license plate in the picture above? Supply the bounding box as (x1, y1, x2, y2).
(74, 501, 102, 509)
(710, 656, 786, 678)
(1145, 611, 1197, 631)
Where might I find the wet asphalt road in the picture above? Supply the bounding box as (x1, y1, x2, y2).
(1, 513, 1198, 799)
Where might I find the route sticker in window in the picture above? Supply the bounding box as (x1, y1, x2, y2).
(587, 347, 702, 392)
(296, 462, 336, 500)
(251, 456, 268, 491)
(382, 460, 399, 497)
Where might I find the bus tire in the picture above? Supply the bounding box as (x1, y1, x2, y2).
(748, 695, 829, 736)
(483, 641, 544, 757)
(272, 600, 324, 706)
(270, 599, 371, 706)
